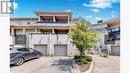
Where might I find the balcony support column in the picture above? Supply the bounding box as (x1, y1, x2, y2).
(38, 16, 41, 21)
(35, 28, 37, 33)
(23, 27, 25, 34)
(52, 28, 55, 34)
(68, 16, 69, 23)
(11, 28, 15, 35)
(53, 16, 56, 22)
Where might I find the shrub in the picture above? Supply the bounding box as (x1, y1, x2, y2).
(79, 58, 88, 64)
(84, 54, 92, 62)
(100, 53, 108, 58)
(74, 55, 80, 59)
(74, 54, 92, 65)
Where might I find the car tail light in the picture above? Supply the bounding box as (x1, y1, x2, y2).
(10, 53, 16, 57)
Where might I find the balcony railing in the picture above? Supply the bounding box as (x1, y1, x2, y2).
(104, 34, 120, 44)
(105, 38, 120, 44)
(28, 33, 70, 45)
(11, 21, 75, 26)
(109, 27, 120, 33)
(105, 40, 115, 44)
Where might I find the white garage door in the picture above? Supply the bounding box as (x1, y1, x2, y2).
(111, 46, 120, 56)
(34, 45, 47, 56)
(54, 45, 67, 56)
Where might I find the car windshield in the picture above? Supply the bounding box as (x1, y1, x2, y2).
(10, 48, 33, 52)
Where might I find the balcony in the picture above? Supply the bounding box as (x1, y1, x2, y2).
(11, 21, 75, 26)
(29, 33, 70, 44)
(105, 40, 115, 44)
(105, 38, 120, 44)
(28, 33, 71, 48)
(104, 34, 120, 44)
(109, 27, 120, 33)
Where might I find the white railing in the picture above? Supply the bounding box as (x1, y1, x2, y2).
(10, 22, 75, 26)
(28, 33, 71, 49)
(29, 34, 70, 44)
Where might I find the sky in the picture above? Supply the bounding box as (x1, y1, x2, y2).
(13, 0, 120, 24)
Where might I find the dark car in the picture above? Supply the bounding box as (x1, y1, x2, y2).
(10, 48, 42, 66)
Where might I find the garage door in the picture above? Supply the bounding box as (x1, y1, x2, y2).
(54, 45, 67, 56)
(111, 46, 120, 56)
(34, 45, 47, 56)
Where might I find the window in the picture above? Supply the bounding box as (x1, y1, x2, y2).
(110, 34, 120, 41)
(29, 48, 35, 52)
(15, 35, 26, 44)
(27, 22, 30, 25)
(111, 27, 120, 32)
(17, 48, 29, 52)
(115, 35, 120, 40)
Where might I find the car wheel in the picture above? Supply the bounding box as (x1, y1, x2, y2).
(15, 58, 24, 66)
(36, 54, 41, 59)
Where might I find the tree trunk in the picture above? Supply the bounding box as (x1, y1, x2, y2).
(80, 52, 83, 58)
(80, 48, 84, 58)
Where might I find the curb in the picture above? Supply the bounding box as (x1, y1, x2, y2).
(71, 59, 94, 73)
(82, 61, 94, 73)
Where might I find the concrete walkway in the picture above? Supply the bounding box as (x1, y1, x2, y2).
(92, 55, 120, 73)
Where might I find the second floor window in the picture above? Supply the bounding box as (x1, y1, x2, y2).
(111, 27, 120, 32)
(110, 34, 120, 41)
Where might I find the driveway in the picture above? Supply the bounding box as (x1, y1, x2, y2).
(92, 55, 120, 73)
(10, 57, 76, 73)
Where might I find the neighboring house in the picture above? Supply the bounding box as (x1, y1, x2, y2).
(104, 18, 120, 56)
(10, 11, 120, 56)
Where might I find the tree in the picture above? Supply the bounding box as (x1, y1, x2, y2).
(69, 18, 99, 58)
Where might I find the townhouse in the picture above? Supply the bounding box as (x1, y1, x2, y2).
(104, 18, 120, 56)
(10, 11, 120, 56)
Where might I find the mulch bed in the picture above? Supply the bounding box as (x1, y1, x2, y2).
(78, 63, 91, 72)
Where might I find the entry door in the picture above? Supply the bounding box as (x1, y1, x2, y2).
(54, 45, 67, 56)
(34, 45, 47, 56)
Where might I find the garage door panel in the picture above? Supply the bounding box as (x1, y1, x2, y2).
(54, 45, 67, 56)
(111, 46, 120, 56)
(34, 45, 47, 56)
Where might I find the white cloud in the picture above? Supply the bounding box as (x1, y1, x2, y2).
(84, 15, 92, 19)
(112, 11, 117, 14)
(83, 3, 88, 7)
(83, 0, 120, 9)
(95, 17, 103, 20)
(91, 8, 100, 12)
(65, 9, 72, 12)
(111, 14, 114, 18)
(111, 11, 117, 18)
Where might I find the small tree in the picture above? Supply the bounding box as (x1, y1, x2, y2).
(69, 18, 99, 58)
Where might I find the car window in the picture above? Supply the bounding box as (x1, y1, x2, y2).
(17, 48, 29, 52)
(29, 49, 35, 52)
